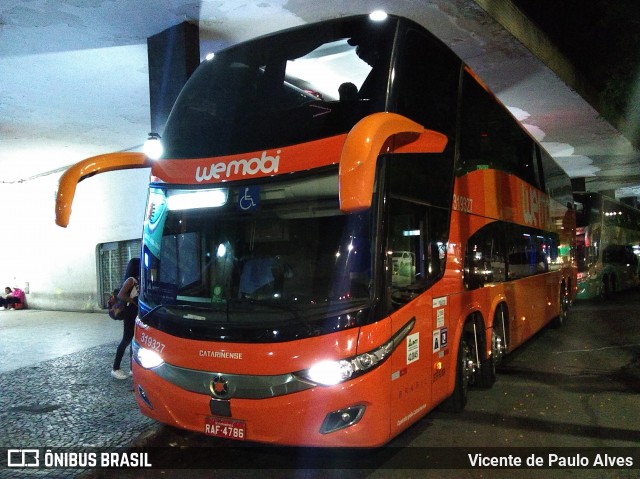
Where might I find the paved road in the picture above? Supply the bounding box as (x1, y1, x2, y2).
(1, 291, 638, 478)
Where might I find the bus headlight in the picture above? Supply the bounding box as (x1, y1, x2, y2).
(306, 360, 354, 386)
(133, 340, 164, 369)
(295, 318, 415, 386)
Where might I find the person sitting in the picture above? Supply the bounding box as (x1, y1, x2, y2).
(1, 287, 25, 310)
(0, 287, 10, 310)
(338, 82, 358, 103)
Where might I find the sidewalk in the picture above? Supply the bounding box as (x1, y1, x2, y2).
(0, 309, 122, 373)
(0, 309, 159, 477)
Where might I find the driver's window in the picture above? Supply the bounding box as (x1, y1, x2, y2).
(389, 202, 423, 289)
(387, 198, 449, 314)
(389, 199, 447, 290)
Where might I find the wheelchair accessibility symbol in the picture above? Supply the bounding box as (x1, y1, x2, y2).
(238, 186, 259, 212)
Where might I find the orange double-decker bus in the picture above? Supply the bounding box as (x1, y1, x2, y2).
(56, 13, 576, 447)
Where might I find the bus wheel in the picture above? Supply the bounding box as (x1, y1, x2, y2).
(474, 318, 494, 389)
(486, 305, 508, 379)
(493, 305, 508, 364)
(440, 332, 473, 412)
(476, 306, 507, 389)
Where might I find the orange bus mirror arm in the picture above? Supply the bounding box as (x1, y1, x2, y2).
(55, 152, 150, 227)
(338, 112, 447, 212)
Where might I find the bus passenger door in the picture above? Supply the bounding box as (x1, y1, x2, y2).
(383, 153, 454, 434)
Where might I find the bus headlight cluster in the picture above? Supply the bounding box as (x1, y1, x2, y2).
(132, 340, 164, 369)
(295, 318, 415, 386)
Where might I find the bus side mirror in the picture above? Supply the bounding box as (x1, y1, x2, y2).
(55, 152, 149, 227)
(338, 112, 448, 213)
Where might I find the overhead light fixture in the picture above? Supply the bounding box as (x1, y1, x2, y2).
(143, 132, 163, 160)
(369, 10, 388, 21)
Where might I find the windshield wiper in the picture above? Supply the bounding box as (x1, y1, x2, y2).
(228, 297, 300, 314)
(141, 303, 228, 324)
(139, 304, 167, 322)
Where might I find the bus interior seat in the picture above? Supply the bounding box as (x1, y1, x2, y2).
(239, 257, 274, 296)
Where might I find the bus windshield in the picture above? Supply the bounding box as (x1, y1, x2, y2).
(162, 16, 396, 158)
(141, 171, 374, 338)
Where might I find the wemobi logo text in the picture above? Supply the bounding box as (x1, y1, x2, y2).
(195, 150, 281, 182)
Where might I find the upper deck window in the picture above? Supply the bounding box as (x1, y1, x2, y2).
(457, 71, 538, 189)
(393, 28, 461, 139)
(162, 16, 396, 159)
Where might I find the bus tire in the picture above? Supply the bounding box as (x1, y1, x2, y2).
(476, 351, 495, 389)
(474, 316, 494, 389)
(440, 332, 473, 412)
(478, 305, 508, 387)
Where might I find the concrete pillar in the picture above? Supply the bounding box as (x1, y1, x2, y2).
(571, 177, 586, 192)
(147, 22, 200, 134)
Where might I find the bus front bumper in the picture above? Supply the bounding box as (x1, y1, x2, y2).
(131, 360, 392, 447)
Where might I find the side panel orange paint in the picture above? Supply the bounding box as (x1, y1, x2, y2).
(387, 294, 434, 437)
(454, 169, 556, 229)
(451, 169, 576, 352)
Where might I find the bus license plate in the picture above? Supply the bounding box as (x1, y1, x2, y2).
(205, 416, 246, 440)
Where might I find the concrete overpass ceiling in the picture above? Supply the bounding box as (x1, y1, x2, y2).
(1, 0, 639, 200)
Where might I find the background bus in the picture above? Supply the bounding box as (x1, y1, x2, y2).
(56, 13, 576, 447)
(574, 192, 640, 299)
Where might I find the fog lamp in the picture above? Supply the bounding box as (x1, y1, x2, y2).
(320, 405, 366, 434)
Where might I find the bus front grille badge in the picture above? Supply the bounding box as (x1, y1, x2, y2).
(210, 375, 230, 399)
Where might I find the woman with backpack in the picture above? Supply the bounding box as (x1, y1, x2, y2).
(111, 258, 140, 380)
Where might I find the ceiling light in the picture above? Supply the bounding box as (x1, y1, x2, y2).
(143, 132, 163, 160)
(369, 10, 388, 21)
